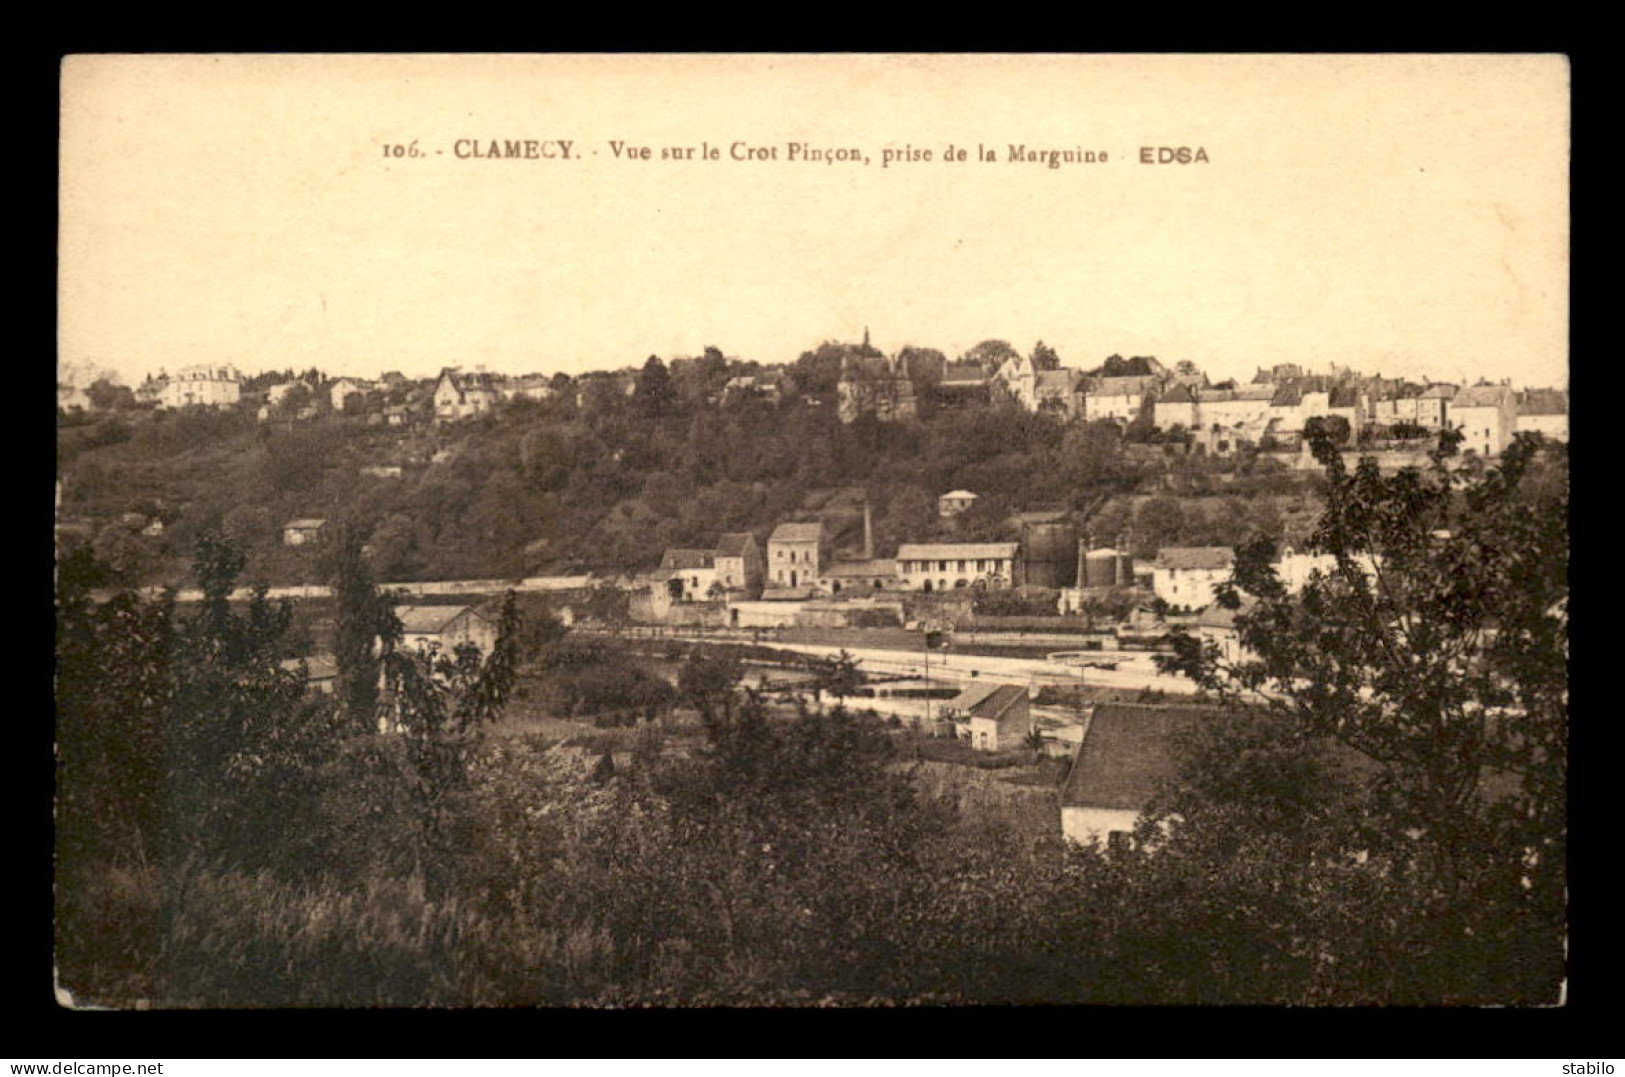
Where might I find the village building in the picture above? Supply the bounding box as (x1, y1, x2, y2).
(279, 654, 338, 696)
(767, 521, 827, 589)
(712, 532, 764, 595)
(1515, 388, 1569, 441)
(1083, 375, 1158, 424)
(433, 367, 500, 422)
(383, 404, 414, 428)
(1034, 369, 1084, 416)
(1060, 705, 1212, 849)
(394, 604, 500, 658)
(162, 364, 242, 409)
(938, 490, 979, 517)
(933, 362, 994, 408)
(58, 384, 91, 412)
(282, 518, 327, 546)
(1149, 546, 1235, 611)
(1414, 383, 1459, 429)
(941, 683, 1032, 751)
(1451, 383, 1518, 457)
(895, 542, 1020, 592)
(330, 378, 368, 411)
(659, 548, 719, 602)
(498, 374, 555, 402)
(818, 558, 901, 594)
(1190, 600, 1258, 665)
(837, 353, 917, 423)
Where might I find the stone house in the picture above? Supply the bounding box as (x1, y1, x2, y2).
(659, 548, 719, 602)
(1082, 375, 1158, 423)
(1149, 546, 1235, 611)
(433, 367, 500, 422)
(942, 683, 1032, 751)
(394, 604, 500, 659)
(162, 364, 242, 409)
(767, 521, 826, 589)
(713, 532, 764, 595)
(1515, 388, 1568, 441)
(1451, 383, 1519, 457)
(1061, 704, 1212, 849)
(895, 542, 1019, 592)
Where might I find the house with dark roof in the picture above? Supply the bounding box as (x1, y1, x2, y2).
(1451, 383, 1518, 457)
(433, 367, 500, 422)
(1150, 546, 1235, 611)
(713, 532, 764, 595)
(961, 683, 1031, 751)
(1060, 703, 1213, 848)
(394, 604, 500, 659)
(1515, 388, 1568, 441)
(895, 542, 1020, 592)
(934, 362, 993, 407)
(767, 521, 827, 588)
(1083, 375, 1158, 423)
(660, 548, 719, 602)
(938, 489, 979, 517)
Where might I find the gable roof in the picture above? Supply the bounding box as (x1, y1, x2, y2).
(940, 489, 978, 501)
(1328, 386, 1363, 408)
(823, 558, 898, 578)
(1061, 704, 1214, 811)
(968, 684, 1028, 721)
(714, 532, 758, 558)
(1419, 383, 1459, 400)
(1089, 375, 1157, 397)
(1161, 383, 1198, 405)
(896, 542, 1020, 561)
(1035, 369, 1082, 392)
(940, 363, 992, 387)
(395, 605, 487, 635)
(1153, 546, 1235, 571)
(1518, 388, 1568, 416)
(660, 549, 715, 571)
(769, 521, 824, 545)
(1454, 384, 1515, 408)
(285, 518, 326, 530)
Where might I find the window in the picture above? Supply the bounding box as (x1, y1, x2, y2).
(958, 560, 967, 572)
(1107, 830, 1131, 853)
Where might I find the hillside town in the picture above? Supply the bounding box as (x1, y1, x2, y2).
(55, 335, 1569, 1008)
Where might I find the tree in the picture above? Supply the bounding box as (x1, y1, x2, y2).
(324, 525, 402, 734)
(634, 355, 677, 416)
(1156, 428, 1567, 1003)
(1030, 341, 1061, 371)
(1303, 414, 1351, 447)
(963, 339, 1019, 369)
(86, 378, 134, 411)
(808, 649, 863, 702)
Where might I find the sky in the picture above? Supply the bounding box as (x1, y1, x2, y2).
(59, 54, 1570, 390)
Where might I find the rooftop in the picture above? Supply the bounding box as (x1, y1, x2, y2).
(1061, 704, 1217, 811)
(660, 549, 716, 571)
(769, 521, 824, 544)
(715, 532, 757, 558)
(395, 605, 485, 634)
(896, 542, 1020, 561)
(1153, 546, 1235, 571)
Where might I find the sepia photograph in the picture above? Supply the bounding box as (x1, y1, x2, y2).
(54, 53, 1569, 1009)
